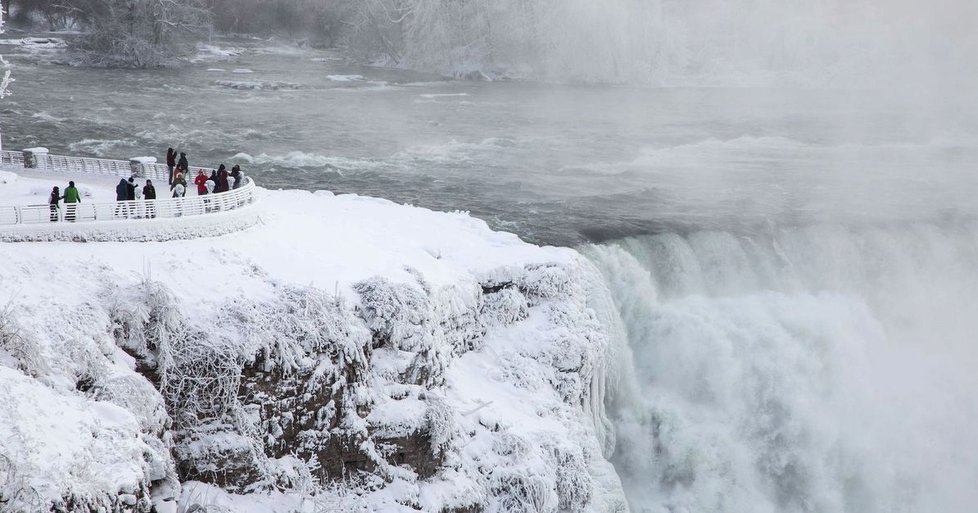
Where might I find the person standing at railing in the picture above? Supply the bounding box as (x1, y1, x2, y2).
(115, 178, 130, 219)
(143, 180, 157, 219)
(63, 181, 80, 222)
(178, 152, 189, 173)
(171, 171, 188, 198)
(216, 164, 230, 193)
(166, 148, 176, 185)
(230, 165, 242, 189)
(49, 186, 63, 222)
(194, 170, 209, 196)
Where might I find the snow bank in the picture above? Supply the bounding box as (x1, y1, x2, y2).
(0, 170, 627, 512)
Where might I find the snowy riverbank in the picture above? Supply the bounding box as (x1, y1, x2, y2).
(0, 169, 628, 512)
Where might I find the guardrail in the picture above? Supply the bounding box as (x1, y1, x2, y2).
(1, 149, 216, 182)
(0, 149, 257, 227)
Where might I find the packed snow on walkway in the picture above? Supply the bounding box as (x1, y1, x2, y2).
(0, 169, 628, 512)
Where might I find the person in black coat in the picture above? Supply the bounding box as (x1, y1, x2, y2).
(115, 178, 129, 218)
(166, 148, 176, 184)
(178, 152, 189, 171)
(230, 164, 242, 189)
(49, 186, 62, 222)
(143, 179, 157, 200)
(143, 179, 157, 218)
(116, 178, 128, 201)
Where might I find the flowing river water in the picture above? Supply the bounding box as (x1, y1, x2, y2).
(3, 33, 978, 513)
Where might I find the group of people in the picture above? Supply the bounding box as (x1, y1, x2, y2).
(114, 177, 158, 218)
(166, 148, 244, 198)
(48, 181, 82, 222)
(45, 148, 247, 222)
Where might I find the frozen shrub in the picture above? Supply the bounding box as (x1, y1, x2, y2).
(479, 287, 530, 328)
(488, 469, 556, 513)
(0, 305, 49, 378)
(163, 329, 241, 428)
(227, 285, 369, 374)
(492, 432, 531, 459)
(553, 446, 593, 512)
(107, 279, 184, 377)
(424, 393, 459, 457)
(354, 277, 432, 352)
(94, 374, 170, 434)
(517, 264, 574, 304)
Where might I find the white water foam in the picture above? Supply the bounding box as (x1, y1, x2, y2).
(585, 222, 978, 513)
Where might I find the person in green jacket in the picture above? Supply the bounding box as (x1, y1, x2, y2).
(63, 181, 81, 222)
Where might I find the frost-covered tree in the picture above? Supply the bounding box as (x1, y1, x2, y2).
(74, 0, 212, 67)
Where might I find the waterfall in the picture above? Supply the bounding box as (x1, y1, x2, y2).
(584, 222, 978, 512)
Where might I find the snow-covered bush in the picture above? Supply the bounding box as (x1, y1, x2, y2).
(226, 285, 369, 375)
(76, 0, 212, 68)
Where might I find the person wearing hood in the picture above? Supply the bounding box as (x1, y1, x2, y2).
(216, 164, 230, 193)
(116, 178, 129, 201)
(178, 152, 189, 172)
(63, 181, 80, 222)
(143, 179, 157, 218)
(230, 164, 242, 189)
(116, 178, 130, 218)
(166, 148, 176, 184)
(49, 186, 62, 222)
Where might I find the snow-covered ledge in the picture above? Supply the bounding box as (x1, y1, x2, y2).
(0, 187, 628, 513)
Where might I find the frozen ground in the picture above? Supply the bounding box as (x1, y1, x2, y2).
(0, 169, 627, 512)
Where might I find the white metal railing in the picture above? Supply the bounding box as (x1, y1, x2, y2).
(2, 178, 256, 225)
(2, 149, 217, 182)
(1, 150, 25, 168)
(0, 149, 257, 227)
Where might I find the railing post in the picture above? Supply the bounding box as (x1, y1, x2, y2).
(129, 156, 156, 178)
(22, 147, 49, 169)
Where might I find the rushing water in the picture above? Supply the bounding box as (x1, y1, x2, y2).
(586, 223, 978, 512)
(3, 32, 978, 513)
(3, 35, 977, 245)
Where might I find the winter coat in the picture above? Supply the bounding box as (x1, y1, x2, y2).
(116, 179, 129, 201)
(49, 191, 61, 206)
(230, 168, 242, 189)
(216, 170, 230, 193)
(194, 173, 209, 195)
(126, 181, 136, 201)
(143, 184, 156, 200)
(171, 175, 188, 197)
(166, 149, 176, 167)
(64, 186, 81, 203)
(178, 155, 189, 170)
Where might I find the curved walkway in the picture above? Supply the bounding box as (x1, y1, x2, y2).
(0, 150, 261, 242)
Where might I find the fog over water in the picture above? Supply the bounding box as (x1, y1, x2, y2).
(3, 2, 978, 509)
(3, 37, 976, 245)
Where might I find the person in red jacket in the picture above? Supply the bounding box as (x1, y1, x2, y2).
(194, 169, 209, 195)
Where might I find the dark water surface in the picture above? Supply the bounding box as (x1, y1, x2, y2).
(3, 35, 976, 245)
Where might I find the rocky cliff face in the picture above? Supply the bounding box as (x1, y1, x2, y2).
(0, 257, 627, 513)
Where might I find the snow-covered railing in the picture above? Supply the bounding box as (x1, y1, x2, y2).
(1, 150, 25, 168)
(0, 177, 256, 225)
(0, 149, 258, 228)
(2, 149, 217, 182)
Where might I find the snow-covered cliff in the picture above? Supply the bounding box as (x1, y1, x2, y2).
(0, 172, 628, 512)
